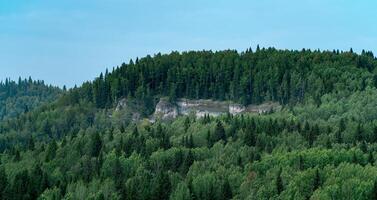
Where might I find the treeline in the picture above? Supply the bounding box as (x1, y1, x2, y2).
(0, 77, 62, 120)
(62, 47, 377, 110)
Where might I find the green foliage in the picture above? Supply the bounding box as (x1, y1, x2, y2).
(1, 48, 377, 199)
(63, 48, 377, 109)
(0, 78, 61, 120)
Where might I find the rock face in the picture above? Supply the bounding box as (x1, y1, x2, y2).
(154, 99, 179, 120)
(246, 102, 279, 114)
(115, 98, 128, 111)
(115, 98, 281, 121)
(153, 98, 281, 120)
(229, 104, 246, 115)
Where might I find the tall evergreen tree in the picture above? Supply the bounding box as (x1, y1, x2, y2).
(0, 167, 7, 199)
(90, 132, 102, 157)
(214, 120, 226, 143)
(276, 168, 284, 195)
(313, 168, 321, 191)
(45, 140, 57, 162)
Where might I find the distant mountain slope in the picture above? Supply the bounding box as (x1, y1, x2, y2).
(0, 78, 62, 120)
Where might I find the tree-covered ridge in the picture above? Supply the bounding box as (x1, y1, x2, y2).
(2, 46, 376, 151)
(0, 78, 62, 120)
(68, 47, 377, 110)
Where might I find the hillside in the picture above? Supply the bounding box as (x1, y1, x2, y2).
(1, 48, 377, 199)
(0, 78, 62, 120)
(68, 48, 377, 110)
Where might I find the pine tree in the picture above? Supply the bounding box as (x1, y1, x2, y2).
(214, 120, 226, 142)
(161, 132, 171, 150)
(352, 152, 358, 164)
(174, 149, 184, 172)
(120, 125, 125, 133)
(9, 170, 31, 200)
(132, 126, 139, 137)
(372, 180, 377, 200)
(222, 179, 232, 200)
(153, 171, 171, 200)
(188, 134, 194, 148)
(45, 140, 57, 162)
(373, 126, 377, 143)
(339, 118, 346, 132)
(29, 164, 46, 199)
(276, 168, 284, 195)
(298, 155, 304, 170)
(360, 140, 368, 153)
(206, 130, 212, 148)
(113, 157, 124, 191)
(183, 150, 194, 174)
(335, 130, 342, 144)
(313, 168, 321, 191)
(13, 149, 21, 162)
(355, 123, 364, 142)
(0, 167, 7, 199)
(308, 130, 315, 147)
(90, 132, 102, 157)
(244, 128, 256, 146)
(368, 151, 374, 165)
(184, 117, 191, 132)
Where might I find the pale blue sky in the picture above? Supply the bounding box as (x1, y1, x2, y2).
(1, 0, 376, 87)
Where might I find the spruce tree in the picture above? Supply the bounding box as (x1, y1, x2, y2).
(214, 120, 226, 142)
(355, 123, 364, 142)
(45, 141, 57, 162)
(368, 151, 374, 165)
(0, 167, 7, 199)
(313, 169, 321, 191)
(276, 168, 284, 195)
(90, 132, 102, 157)
(222, 179, 232, 200)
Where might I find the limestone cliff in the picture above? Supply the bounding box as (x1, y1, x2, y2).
(153, 98, 281, 120)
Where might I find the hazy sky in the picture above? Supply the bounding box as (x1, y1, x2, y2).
(1, 0, 376, 87)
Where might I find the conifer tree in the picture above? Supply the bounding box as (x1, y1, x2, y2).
(313, 168, 321, 191)
(276, 168, 284, 195)
(90, 132, 102, 157)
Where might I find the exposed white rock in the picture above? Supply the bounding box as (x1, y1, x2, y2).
(195, 110, 222, 118)
(154, 99, 179, 120)
(115, 98, 128, 111)
(176, 99, 228, 118)
(229, 104, 246, 115)
(150, 98, 281, 121)
(246, 101, 281, 114)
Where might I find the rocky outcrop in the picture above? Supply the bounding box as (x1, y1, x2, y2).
(115, 98, 281, 121)
(153, 98, 281, 120)
(115, 98, 128, 111)
(246, 102, 281, 114)
(154, 99, 179, 120)
(229, 104, 246, 115)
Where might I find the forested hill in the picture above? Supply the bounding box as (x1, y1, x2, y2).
(0, 78, 62, 120)
(3, 48, 377, 199)
(64, 47, 377, 112)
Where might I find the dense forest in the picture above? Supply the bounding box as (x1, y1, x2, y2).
(0, 78, 62, 120)
(1, 47, 377, 199)
(69, 47, 376, 109)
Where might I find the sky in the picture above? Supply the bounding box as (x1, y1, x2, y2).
(1, 0, 377, 88)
